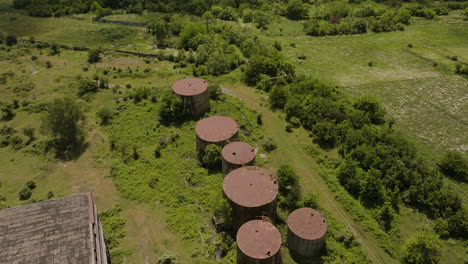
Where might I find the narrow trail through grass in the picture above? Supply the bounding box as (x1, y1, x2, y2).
(223, 84, 398, 264)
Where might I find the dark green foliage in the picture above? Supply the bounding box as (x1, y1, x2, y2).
(99, 206, 130, 263)
(154, 147, 161, 158)
(455, 63, 468, 75)
(157, 254, 179, 264)
(147, 19, 170, 47)
(41, 97, 84, 146)
(202, 144, 221, 169)
(285, 0, 309, 20)
(47, 191, 54, 199)
(261, 137, 277, 152)
(301, 191, 319, 208)
(26, 180, 36, 190)
(353, 95, 385, 125)
(5, 35, 17, 46)
(402, 232, 442, 264)
(88, 48, 102, 64)
(19, 187, 32, 200)
(0, 125, 17, 148)
(269, 85, 288, 109)
(48, 43, 60, 56)
(158, 91, 185, 124)
(208, 84, 222, 100)
(76, 77, 99, 97)
(439, 151, 468, 182)
(97, 107, 113, 125)
(0, 101, 16, 121)
(46, 61, 52, 68)
(277, 164, 301, 210)
(256, 113, 263, 125)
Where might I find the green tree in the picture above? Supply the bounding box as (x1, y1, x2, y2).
(202, 11, 215, 32)
(277, 164, 301, 209)
(285, 0, 309, 20)
(360, 168, 387, 208)
(97, 107, 113, 125)
(88, 48, 102, 64)
(403, 232, 442, 264)
(158, 91, 185, 124)
(439, 151, 468, 182)
(353, 95, 385, 125)
(41, 97, 84, 146)
(203, 144, 221, 169)
(269, 85, 288, 109)
(147, 19, 170, 48)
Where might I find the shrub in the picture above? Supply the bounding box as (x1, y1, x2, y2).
(202, 144, 221, 169)
(402, 232, 442, 264)
(256, 113, 263, 125)
(301, 192, 319, 208)
(5, 35, 17, 46)
(455, 63, 468, 75)
(285, 0, 309, 20)
(439, 151, 468, 182)
(76, 77, 99, 97)
(46, 61, 52, 68)
(19, 187, 32, 200)
(208, 84, 222, 100)
(285, 124, 293, 133)
(97, 108, 113, 125)
(154, 147, 161, 158)
(277, 164, 301, 209)
(47, 191, 54, 199)
(26, 180, 36, 190)
(262, 137, 277, 152)
(88, 48, 102, 64)
(31, 55, 38, 61)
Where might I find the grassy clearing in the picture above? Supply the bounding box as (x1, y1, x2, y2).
(269, 13, 468, 154)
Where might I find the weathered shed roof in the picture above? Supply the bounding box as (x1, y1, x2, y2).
(171, 77, 209, 96)
(195, 116, 239, 143)
(223, 166, 278, 207)
(222, 142, 256, 165)
(237, 220, 281, 259)
(287, 208, 327, 240)
(0, 193, 97, 264)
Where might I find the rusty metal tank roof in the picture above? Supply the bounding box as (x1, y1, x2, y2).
(171, 77, 208, 96)
(222, 142, 256, 165)
(287, 208, 327, 240)
(195, 116, 239, 143)
(237, 220, 281, 259)
(223, 166, 277, 207)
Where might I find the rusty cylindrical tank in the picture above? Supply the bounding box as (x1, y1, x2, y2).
(171, 77, 210, 116)
(223, 166, 278, 229)
(221, 142, 256, 176)
(236, 220, 282, 264)
(195, 116, 239, 160)
(287, 208, 327, 257)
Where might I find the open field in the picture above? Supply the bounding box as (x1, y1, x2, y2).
(270, 14, 468, 154)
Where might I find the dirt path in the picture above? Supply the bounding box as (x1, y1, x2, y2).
(224, 84, 397, 264)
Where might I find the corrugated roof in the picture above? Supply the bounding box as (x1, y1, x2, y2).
(195, 116, 239, 142)
(223, 166, 277, 207)
(287, 208, 327, 240)
(222, 142, 256, 165)
(237, 220, 281, 259)
(171, 77, 208, 96)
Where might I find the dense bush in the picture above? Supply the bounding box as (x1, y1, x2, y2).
(402, 232, 442, 264)
(202, 144, 221, 169)
(439, 151, 468, 182)
(158, 91, 186, 124)
(19, 187, 32, 200)
(277, 164, 301, 209)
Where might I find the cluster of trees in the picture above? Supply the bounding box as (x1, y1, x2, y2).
(265, 76, 467, 239)
(304, 6, 411, 36)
